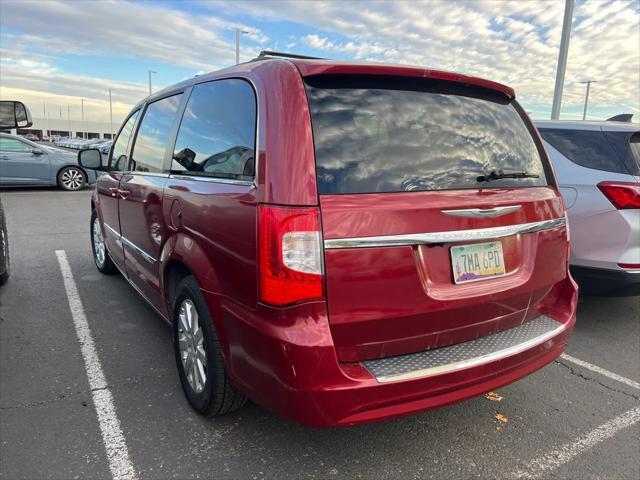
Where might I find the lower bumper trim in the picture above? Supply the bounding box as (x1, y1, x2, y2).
(363, 315, 564, 383)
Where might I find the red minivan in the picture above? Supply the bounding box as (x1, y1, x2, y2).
(79, 52, 577, 427)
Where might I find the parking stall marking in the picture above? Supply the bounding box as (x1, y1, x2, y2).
(56, 250, 137, 480)
(513, 406, 640, 479)
(560, 353, 640, 390)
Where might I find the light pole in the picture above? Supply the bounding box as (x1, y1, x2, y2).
(235, 28, 249, 64)
(551, 0, 575, 120)
(81, 98, 85, 139)
(148, 70, 156, 96)
(67, 105, 72, 138)
(580, 80, 597, 120)
(108, 89, 114, 139)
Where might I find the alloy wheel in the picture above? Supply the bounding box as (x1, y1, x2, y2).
(61, 168, 84, 190)
(92, 217, 105, 267)
(178, 299, 207, 393)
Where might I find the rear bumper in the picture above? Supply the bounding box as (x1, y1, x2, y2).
(211, 277, 577, 427)
(571, 265, 640, 296)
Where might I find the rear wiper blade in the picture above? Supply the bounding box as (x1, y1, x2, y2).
(476, 170, 539, 183)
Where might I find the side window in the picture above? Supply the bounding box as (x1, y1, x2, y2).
(130, 94, 183, 173)
(109, 111, 139, 171)
(538, 128, 630, 175)
(172, 79, 256, 180)
(0, 137, 32, 153)
(602, 131, 640, 176)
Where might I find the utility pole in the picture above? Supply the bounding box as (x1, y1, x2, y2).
(108, 89, 114, 139)
(67, 105, 72, 138)
(148, 70, 156, 96)
(551, 0, 575, 120)
(580, 80, 597, 120)
(235, 28, 249, 64)
(81, 99, 85, 139)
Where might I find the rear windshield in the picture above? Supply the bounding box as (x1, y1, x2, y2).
(304, 75, 548, 194)
(538, 128, 640, 176)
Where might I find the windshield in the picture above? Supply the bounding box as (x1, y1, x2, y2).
(305, 75, 548, 194)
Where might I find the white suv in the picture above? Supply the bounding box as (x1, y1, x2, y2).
(536, 120, 639, 296)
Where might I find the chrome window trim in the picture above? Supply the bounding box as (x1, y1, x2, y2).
(168, 174, 254, 187)
(102, 222, 155, 263)
(324, 217, 566, 249)
(368, 319, 567, 383)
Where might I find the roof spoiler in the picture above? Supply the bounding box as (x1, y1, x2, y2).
(256, 50, 326, 61)
(607, 114, 633, 123)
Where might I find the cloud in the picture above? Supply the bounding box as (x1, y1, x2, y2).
(210, 0, 639, 117)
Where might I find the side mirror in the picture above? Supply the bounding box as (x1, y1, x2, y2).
(31, 148, 44, 156)
(0, 101, 33, 129)
(78, 148, 104, 170)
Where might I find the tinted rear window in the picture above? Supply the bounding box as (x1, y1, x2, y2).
(304, 75, 548, 194)
(538, 128, 639, 176)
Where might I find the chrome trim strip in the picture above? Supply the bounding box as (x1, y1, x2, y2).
(441, 205, 522, 218)
(120, 236, 156, 264)
(103, 223, 120, 237)
(372, 321, 566, 383)
(168, 174, 254, 187)
(102, 223, 155, 263)
(324, 217, 566, 249)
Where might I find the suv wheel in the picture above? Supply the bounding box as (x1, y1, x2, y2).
(58, 166, 86, 191)
(91, 210, 118, 274)
(172, 275, 246, 416)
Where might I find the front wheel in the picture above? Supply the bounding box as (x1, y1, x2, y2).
(172, 275, 246, 417)
(58, 166, 86, 191)
(91, 210, 118, 274)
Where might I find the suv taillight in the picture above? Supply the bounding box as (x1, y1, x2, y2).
(258, 205, 324, 306)
(597, 181, 640, 209)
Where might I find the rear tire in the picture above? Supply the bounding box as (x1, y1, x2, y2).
(172, 275, 246, 417)
(91, 210, 118, 274)
(57, 166, 86, 191)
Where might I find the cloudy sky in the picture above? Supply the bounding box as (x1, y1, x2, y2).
(1, 0, 638, 126)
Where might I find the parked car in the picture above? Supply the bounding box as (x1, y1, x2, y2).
(536, 120, 640, 296)
(22, 133, 39, 141)
(79, 52, 577, 427)
(99, 140, 113, 155)
(0, 197, 8, 285)
(0, 99, 34, 285)
(0, 132, 96, 190)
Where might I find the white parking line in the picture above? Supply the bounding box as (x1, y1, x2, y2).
(56, 250, 137, 480)
(560, 353, 640, 390)
(513, 406, 640, 479)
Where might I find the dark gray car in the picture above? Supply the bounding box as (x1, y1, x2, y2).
(0, 133, 96, 190)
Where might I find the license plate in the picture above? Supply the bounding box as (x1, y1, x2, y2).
(451, 241, 506, 284)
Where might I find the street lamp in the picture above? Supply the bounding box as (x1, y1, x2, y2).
(235, 28, 249, 65)
(551, 0, 575, 120)
(580, 80, 598, 120)
(80, 98, 85, 139)
(108, 89, 114, 139)
(148, 70, 157, 96)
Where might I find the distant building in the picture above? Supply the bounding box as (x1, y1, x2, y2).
(8, 116, 117, 140)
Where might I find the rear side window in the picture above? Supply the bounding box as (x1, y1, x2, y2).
(109, 111, 138, 171)
(603, 131, 640, 176)
(538, 128, 639, 176)
(304, 75, 547, 194)
(130, 94, 183, 173)
(171, 79, 256, 180)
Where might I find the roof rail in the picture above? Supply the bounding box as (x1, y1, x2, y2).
(256, 50, 326, 60)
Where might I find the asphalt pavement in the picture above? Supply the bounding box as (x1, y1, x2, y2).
(1, 188, 638, 480)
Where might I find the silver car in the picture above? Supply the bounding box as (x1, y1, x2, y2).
(536, 120, 640, 296)
(0, 132, 96, 191)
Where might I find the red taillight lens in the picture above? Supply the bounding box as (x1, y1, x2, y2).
(258, 205, 324, 306)
(597, 181, 640, 209)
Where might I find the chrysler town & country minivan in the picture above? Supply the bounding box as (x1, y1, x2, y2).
(79, 52, 577, 427)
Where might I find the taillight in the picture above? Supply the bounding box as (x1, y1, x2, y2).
(258, 205, 324, 306)
(597, 181, 640, 209)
